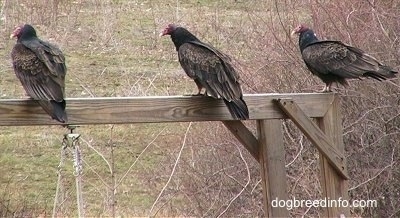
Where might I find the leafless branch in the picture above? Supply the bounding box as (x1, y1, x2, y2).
(349, 147, 395, 191)
(117, 126, 167, 187)
(217, 142, 251, 218)
(149, 122, 192, 216)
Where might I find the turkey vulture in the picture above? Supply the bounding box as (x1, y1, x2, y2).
(292, 24, 397, 92)
(10, 24, 67, 123)
(160, 24, 249, 119)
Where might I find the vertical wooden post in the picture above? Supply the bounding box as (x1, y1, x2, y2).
(317, 95, 350, 217)
(257, 119, 289, 217)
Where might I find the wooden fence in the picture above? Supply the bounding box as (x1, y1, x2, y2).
(0, 93, 349, 217)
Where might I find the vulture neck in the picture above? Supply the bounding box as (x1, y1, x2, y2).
(18, 34, 37, 43)
(170, 27, 201, 50)
(299, 29, 319, 51)
(18, 27, 38, 43)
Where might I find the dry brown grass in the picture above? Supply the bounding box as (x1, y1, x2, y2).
(0, 0, 399, 217)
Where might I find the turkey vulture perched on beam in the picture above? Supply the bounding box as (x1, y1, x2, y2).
(161, 24, 249, 119)
(292, 24, 397, 92)
(11, 24, 68, 123)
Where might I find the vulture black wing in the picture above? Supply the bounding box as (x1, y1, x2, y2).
(11, 38, 67, 122)
(178, 41, 248, 119)
(178, 41, 241, 99)
(302, 40, 397, 81)
(24, 39, 67, 82)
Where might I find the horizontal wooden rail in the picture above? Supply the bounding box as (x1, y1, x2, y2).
(0, 92, 348, 217)
(0, 93, 334, 126)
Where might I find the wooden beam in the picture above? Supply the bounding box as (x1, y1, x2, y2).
(222, 120, 259, 161)
(257, 119, 289, 217)
(274, 98, 348, 179)
(317, 96, 350, 217)
(0, 93, 334, 126)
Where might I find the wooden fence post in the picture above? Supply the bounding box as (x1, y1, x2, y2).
(317, 95, 350, 217)
(257, 119, 289, 217)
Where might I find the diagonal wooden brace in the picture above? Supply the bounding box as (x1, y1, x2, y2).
(275, 98, 348, 179)
(222, 120, 259, 161)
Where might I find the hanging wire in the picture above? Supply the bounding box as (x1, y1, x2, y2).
(52, 125, 85, 218)
(71, 130, 85, 218)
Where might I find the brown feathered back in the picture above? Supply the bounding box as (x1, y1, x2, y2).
(302, 41, 397, 81)
(293, 25, 397, 91)
(178, 43, 242, 101)
(162, 25, 249, 119)
(11, 24, 67, 123)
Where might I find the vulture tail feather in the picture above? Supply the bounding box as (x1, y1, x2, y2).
(365, 66, 397, 81)
(51, 100, 68, 123)
(223, 98, 249, 120)
(38, 100, 67, 123)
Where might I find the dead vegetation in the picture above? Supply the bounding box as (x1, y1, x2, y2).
(0, 0, 399, 217)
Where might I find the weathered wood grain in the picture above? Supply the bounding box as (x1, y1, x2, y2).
(257, 119, 289, 217)
(317, 97, 350, 217)
(275, 98, 348, 179)
(0, 93, 334, 126)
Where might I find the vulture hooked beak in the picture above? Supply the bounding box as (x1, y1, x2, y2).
(291, 24, 305, 37)
(160, 24, 176, 37)
(10, 33, 17, 39)
(10, 26, 22, 39)
(159, 28, 168, 37)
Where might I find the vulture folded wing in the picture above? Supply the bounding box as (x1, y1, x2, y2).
(22, 39, 66, 78)
(178, 42, 242, 101)
(302, 41, 385, 79)
(189, 40, 239, 79)
(14, 40, 66, 102)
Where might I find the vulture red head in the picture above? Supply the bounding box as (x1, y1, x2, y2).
(10, 24, 37, 40)
(160, 24, 178, 36)
(10, 25, 23, 39)
(291, 24, 309, 36)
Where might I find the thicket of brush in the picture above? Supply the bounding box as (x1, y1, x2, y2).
(0, 0, 399, 217)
